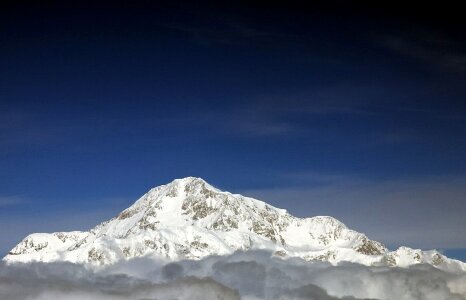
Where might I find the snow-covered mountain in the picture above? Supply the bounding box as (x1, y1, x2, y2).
(4, 177, 465, 272)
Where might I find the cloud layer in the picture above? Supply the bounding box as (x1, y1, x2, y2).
(1, 251, 465, 300)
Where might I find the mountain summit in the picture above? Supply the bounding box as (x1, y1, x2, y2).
(4, 177, 465, 272)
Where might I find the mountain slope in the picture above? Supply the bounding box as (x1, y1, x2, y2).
(4, 177, 465, 272)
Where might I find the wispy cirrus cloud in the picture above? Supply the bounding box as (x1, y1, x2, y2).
(0, 196, 24, 207)
(382, 31, 466, 72)
(208, 85, 382, 137)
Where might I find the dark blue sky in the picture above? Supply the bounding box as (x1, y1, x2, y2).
(1, 2, 465, 259)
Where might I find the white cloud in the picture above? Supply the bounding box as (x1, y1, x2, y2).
(1, 251, 464, 300)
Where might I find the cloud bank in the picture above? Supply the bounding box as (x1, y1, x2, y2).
(1, 251, 465, 300)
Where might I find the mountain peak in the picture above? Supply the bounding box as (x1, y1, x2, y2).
(170, 176, 207, 185)
(4, 178, 466, 273)
(171, 176, 218, 192)
(147, 177, 220, 198)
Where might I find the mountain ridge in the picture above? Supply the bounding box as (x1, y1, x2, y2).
(4, 177, 466, 272)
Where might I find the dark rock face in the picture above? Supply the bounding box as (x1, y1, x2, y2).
(355, 237, 385, 255)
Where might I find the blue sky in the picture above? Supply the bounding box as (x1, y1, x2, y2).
(0, 3, 465, 260)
